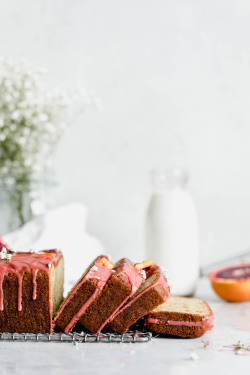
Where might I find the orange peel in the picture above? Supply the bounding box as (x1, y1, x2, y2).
(135, 259, 154, 271)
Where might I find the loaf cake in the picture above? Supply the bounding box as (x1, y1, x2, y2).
(54, 255, 114, 333)
(109, 265, 170, 333)
(0, 243, 64, 333)
(78, 258, 146, 333)
(145, 296, 215, 338)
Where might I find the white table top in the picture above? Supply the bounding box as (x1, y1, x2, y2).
(0, 277, 249, 375)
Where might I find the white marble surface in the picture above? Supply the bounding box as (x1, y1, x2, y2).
(0, 277, 249, 374)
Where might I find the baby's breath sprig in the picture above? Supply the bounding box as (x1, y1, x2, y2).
(224, 341, 250, 355)
(0, 58, 92, 226)
(234, 341, 250, 354)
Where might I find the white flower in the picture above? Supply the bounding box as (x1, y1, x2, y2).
(18, 101, 28, 109)
(9, 124, 17, 132)
(23, 110, 33, 119)
(45, 122, 56, 133)
(0, 58, 91, 187)
(24, 158, 32, 167)
(0, 133, 6, 141)
(12, 91, 19, 99)
(11, 111, 20, 121)
(17, 137, 26, 145)
(23, 128, 30, 136)
(4, 94, 12, 103)
(189, 352, 199, 360)
(24, 80, 32, 90)
(37, 113, 49, 122)
(1, 166, 9, 174)
(25, 91, 34, 101)
(4, 79, 12, 89)
(4, 176, 15, 185)
(0, 253, 12, 261)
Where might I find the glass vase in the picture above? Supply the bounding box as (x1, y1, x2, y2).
(0, 176, 56, 234)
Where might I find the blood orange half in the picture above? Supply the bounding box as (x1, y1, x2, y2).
(210, 263, 250, 302)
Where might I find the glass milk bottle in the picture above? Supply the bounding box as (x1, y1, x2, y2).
(145, 168, 199, 296)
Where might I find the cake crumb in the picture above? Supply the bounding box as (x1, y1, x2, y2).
(189, 352, 199, 360)
(202, 340, 210, 349)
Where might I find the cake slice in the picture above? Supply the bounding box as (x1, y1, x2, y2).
(0, 245, 64, 333)
(109, 265, 170, 333)
(78, 258, 148, 333)
(54, 255, 115, 333)
(145, 296, 215, 338)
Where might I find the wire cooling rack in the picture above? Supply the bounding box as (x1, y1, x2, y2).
(0, 331, 152, 343)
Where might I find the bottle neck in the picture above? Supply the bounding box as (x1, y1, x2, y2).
(150, 168, 189, 191)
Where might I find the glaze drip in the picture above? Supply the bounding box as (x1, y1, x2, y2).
(0, 249, 62, 311)
(0, 274, 4, 311)
(32, 269, 38, 300)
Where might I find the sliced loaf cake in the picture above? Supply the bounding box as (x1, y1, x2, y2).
(78, 258, 146, 333)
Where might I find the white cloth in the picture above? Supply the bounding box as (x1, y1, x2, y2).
(4, 203, 104, 293)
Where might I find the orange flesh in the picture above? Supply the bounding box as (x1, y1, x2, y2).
(135, 259, 154, 270)
(99, 257, 114, 270)
(46, 253, 56, 259)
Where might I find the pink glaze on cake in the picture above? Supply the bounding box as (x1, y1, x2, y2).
(109, 269, 170, 325)
(146, 318, 159, 324)
(146, 314, 215, 328)
(0, 249, 62, 311)
(55, 256, 114, 333)
(96, 261, 144, 333)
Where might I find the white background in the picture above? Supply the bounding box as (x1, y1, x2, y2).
(0, 0, 250, 265)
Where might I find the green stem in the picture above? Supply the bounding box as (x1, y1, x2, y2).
(16, 189, 25, 226)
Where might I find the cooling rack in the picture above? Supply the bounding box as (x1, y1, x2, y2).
(0, 331, 152, 343)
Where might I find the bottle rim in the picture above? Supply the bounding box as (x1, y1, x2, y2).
(150, 167, 189, 189)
